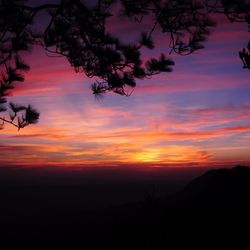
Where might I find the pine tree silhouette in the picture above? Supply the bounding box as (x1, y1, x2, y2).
(0, 0, 250, 129)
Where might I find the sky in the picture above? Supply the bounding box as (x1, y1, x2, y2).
(1, 3, 250, 169)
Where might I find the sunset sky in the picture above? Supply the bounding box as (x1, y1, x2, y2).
(1, 6, 250, 169)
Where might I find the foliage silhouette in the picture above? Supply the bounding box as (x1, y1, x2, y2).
(0, 0, 250, 129)
(239, 40, 250, 69)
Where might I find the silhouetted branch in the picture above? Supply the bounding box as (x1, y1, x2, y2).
(239, 40, 250, 69)
(1, 0, 250, 130)
(0, 102, 39, 130)
(0, 116, 19, 129)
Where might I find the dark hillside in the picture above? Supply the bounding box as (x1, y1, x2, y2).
(1, 166, 250, 249)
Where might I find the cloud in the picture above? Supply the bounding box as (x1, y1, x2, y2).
(1, 13, 250, 168)
(164, 103, 250, 130)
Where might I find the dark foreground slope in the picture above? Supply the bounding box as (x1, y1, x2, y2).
(1, 165, 250, 249)
(112, 165, 250, 250)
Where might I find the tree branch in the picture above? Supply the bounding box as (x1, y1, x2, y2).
(0, 117, 19, 130)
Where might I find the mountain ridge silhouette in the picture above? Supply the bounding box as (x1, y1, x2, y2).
(171, 165, 250, 206)
(1, 165, 250, 249)
(113, 165, 250, 250)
